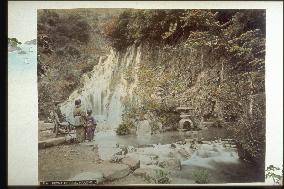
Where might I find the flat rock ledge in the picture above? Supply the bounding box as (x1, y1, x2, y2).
(38, 137, 66, 149)
(121, 156, 140, 171)
(101, 163, 131, 181)
(69, 157, 140, 184)
(38, 135, 76, 149)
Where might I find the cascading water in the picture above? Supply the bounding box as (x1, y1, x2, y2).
(181, 142, 240, 169)
(60, 45, 141, 131)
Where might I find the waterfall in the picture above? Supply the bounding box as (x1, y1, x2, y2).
(60, 45, 141, 130)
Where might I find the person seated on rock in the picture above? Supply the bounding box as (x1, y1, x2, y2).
(50, 110, 60, 136)
(50, 101, 63, 136)
(86, 109, 97, 142)
(50, 101, 69, 136)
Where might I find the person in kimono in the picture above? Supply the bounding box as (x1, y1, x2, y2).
(85, 109, 97, 141)
(73, 99, 87, 142)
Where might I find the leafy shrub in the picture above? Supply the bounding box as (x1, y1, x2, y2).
(265, 165, 283, 185)
(116, 121, 135, 135)
(150, 121, 160, 134)
(8, 38, 22, 47)
(192, 169, 209, 184)
(116, 123, 130, 135)
(155, 169, 171, 184)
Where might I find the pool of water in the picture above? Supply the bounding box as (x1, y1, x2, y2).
(92, 127, 230, 161)
(175, 142, 264, 184)
(92, 128, 264, 183)
(94, 127, 231, 147)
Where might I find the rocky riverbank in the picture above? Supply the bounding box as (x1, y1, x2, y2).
(38, 119, 264, 185)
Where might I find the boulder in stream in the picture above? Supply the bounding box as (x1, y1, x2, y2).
(157, 158, 181, 170)
(101, 163, 131, 181)
(110, 154, 125, 163)
(136, 120, 151, 136)
(121, 156, 140, 170)
(177, 148, 191, 158)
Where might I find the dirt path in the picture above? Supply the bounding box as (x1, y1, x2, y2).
(39, 143, 149, 185)
(39, 143, 107, 181)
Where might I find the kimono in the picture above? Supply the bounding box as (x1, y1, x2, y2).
(73, 105, 86, 142)
(86, 115, 97, 141)
(73, 105, 86, 126)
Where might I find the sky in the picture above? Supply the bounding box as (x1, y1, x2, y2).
(8, 1, 283, 185)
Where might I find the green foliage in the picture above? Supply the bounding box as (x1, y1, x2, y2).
(102, 9, 186, 51)
(155, 169, 171, 184)
(150, 121, 160, 133)
(116, 123, 130, 135)
(115, 9, 265, 163)
(37, 9, 111, 119)
(104, 9, 265, 71)
(116, 121, 134, 135)
(37, 9, 266, 166)
(192, 169, 210, 184)
(124, 66, 135, 84)
(8, 38, 22, 47)
(219, 72, 265, 164)
(121, 96, 144, 122)
(265, 165, 283, 185)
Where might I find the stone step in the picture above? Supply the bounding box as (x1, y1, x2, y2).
(38, 137, 66, 149)
(101, 163, 131, 181)
(38, 135, 76, 149)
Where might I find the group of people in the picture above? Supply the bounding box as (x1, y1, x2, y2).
(73, 99, 97, 142)
(50, 99, 97, 142)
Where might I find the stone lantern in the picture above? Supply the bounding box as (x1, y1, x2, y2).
(176, 107, 199, 143)
(176, 107, 196, 131)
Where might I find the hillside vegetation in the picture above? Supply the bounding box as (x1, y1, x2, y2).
(37, 9, 266, 166)
(37, 9, 122, 119)
(103, 9, 266, 166)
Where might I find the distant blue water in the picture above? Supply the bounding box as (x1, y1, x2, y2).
(8, 44, 37, 75)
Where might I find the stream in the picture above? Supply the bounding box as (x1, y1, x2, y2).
(92, 127, 264, 184)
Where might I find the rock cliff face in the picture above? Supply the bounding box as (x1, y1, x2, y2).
(134, 42, 265, 165)
(60, 44, 141, 130)
(60, 41, 265, 128)
(61, 41, 265, 165)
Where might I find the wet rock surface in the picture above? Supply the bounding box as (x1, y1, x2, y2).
(110, 154, 125, 163)
(39, 128, 263, 184)
(157, 158, 181, 170)
(133, 168, 158, 182)
(38, 137, 66, 149)
(101, 163, 131, 181)
(121, 156, 140, 170)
